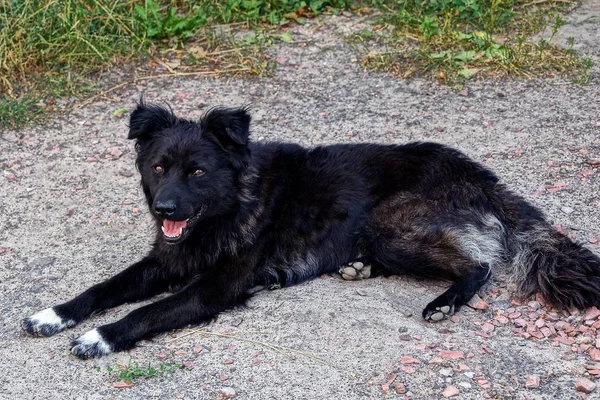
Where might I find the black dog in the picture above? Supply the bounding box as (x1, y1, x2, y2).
(22, 102, 600, 358)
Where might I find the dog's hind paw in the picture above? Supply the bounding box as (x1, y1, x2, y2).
(71, 328, 112, 359)
(21, 308, 75, 337)
(339, 259, 372, 281)
(422, 297, 455, 322)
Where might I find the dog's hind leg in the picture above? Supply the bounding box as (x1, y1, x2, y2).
(422, 262, 491, 321)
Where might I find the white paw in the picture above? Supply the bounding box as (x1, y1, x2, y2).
(21, 308, 75, 337)
(71, 328, 112, 359)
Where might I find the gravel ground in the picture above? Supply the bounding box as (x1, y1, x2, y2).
(1, 3, 600, 399)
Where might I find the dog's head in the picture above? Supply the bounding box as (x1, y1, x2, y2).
(128, 101, 251, 244)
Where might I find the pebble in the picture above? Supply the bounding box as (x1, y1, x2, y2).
(528, 301, 541, 310)
(576, 378, 596, 393)
(395, 382, 406, 394)
(490, 300, 511, 311)
(442, 385, 459, 398)
(440, 367, 454, 377)
(584, 307, 600, 321)
(439, 350, 464, 359)
(561, 206, 574, 215)
(525, 375, 540, 388)
(466, 294, 489, 310)
(220, 387, 236, 398)
(458, 382, 472, 390)
(576, 336, 593, 345)
(401, 356, 420, 364)
(458, 363, 470, 371)
(482, 322, 495, 333)
(589, 348, 600, 362)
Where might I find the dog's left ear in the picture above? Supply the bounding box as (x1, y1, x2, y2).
(201, 107, 251, 147)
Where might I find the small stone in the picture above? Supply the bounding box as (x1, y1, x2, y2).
(463, 371, 475, 379)
(525, 375, 540, 388)
(458, 382, 472, 390)
(442, 385, 459, 398)
(528, 301, 541, 310)
(440, 367, 454, 377)
(561, 206, 574, 215)
(401, 356, 420, 364)
(589, 348, 600, 362)
(490, 300, 510, 310)
(458, 363, 470, 372)
(439, 350, 464, 359)
(584, 307, 600, 321)
(381, 384, 390, 395)
(174, 350, 187, 356)
(535, 319, 546, 328)
(110, 148, 123, 159)
(576, 378, 596, 393)
(577, 336, 594, 345)
(482, 322, 495, 333)
(220, 387, 236, 398)
(113, 381, 133, 388)
(395, 382, 406, 394)
(466, 294, 489, 310)
(119, 170, 135, 177)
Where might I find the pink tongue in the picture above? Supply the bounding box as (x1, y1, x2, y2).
(162, 220, 187, 236)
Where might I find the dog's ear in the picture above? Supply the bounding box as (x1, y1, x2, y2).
(128, 101, 178, 141)
(201, 107, 251, 146)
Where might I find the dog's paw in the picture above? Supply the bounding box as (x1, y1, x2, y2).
(339, 260, 372, 281)
(71, 328, 112, 359)
(21, 308, 75, 337)
(422, 298, 455, 322)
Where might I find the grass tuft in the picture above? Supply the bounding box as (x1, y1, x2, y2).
(0, 0, 351, 129)
(99, 358, 183, 384)
(350, 0, 593, 84)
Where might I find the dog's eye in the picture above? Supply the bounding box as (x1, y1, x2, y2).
(153, 165, 164, 174)
(191, 169, 205, 176)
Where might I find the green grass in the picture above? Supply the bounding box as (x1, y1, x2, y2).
(99, 358, 183, 384)
(350, 0, 593, 84)
(0, 0, 594, 128)
(0, 0, 351, 129)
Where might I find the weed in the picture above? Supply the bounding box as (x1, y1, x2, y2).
(351, 0, 592, 84)
(100, 358, 183, 384)
(0, 0, 351, 129)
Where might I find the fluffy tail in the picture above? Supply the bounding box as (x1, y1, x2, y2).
(510, 222, 600, 310)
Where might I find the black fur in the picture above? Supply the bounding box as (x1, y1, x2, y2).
(22, 103, 600, 358)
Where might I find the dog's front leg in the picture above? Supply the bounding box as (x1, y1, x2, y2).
(70, 272, 249, 359)
(22, 256, 169, 337)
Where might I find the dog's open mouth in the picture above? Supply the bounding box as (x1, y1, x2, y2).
(160, 206, 206, 244)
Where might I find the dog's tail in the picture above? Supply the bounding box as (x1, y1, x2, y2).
(507, 202, 600, 310)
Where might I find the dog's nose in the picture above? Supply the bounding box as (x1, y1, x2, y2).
(154, 200, 176, 217)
